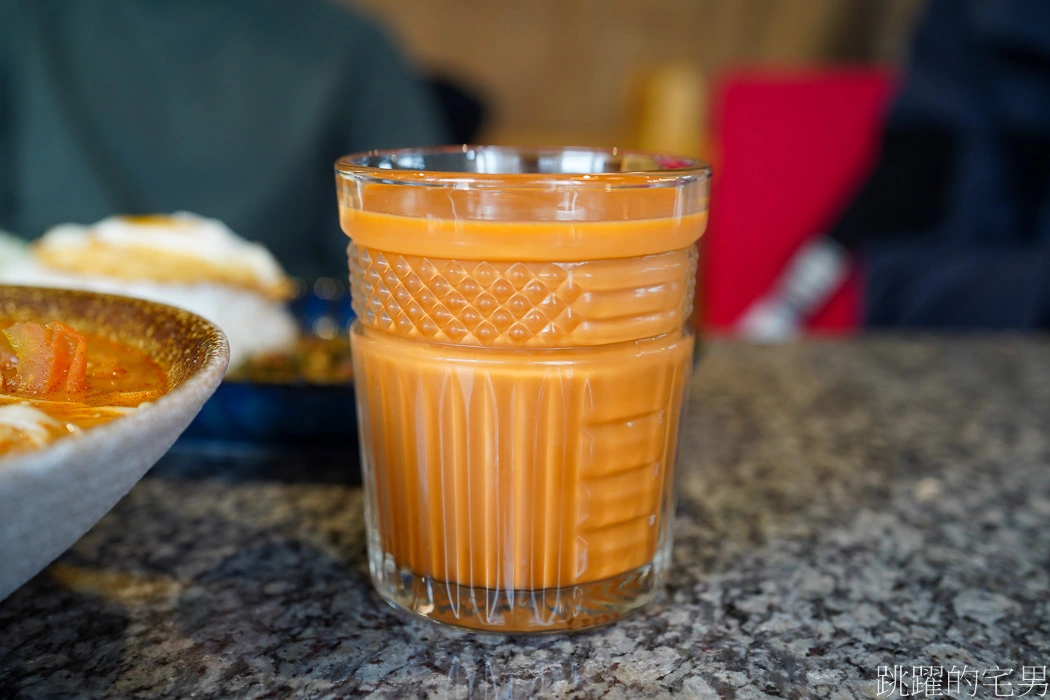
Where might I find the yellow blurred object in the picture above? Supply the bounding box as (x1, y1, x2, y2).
(634, 63, 707, 159)
(629, 63, 710, 333)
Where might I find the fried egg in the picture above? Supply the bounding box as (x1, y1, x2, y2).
(3, 213, 299, 368)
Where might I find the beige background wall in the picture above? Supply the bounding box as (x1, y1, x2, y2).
(346, 0, 925, 150)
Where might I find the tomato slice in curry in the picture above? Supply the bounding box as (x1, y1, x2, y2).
(0, 320, 168, 454)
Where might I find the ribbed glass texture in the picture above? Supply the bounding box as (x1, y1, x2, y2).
(336, 146, 709, 632)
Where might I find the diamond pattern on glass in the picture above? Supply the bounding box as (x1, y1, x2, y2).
(349, 244, 697, 347)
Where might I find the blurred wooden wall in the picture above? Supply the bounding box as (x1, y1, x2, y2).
(346, 0, 925, 150)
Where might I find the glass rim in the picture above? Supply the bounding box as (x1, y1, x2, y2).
(334, 144, 712, 188)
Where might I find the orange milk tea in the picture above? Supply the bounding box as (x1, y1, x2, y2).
(337, 148, 709, 632)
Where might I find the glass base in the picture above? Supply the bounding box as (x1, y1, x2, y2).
(371, 560, 667, 634)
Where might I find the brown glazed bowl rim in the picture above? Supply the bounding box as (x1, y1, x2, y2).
(0, 285, 230, 464)
(0, 285, 230, 601)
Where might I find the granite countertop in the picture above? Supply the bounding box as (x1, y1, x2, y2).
(2, 338, 1049, 699)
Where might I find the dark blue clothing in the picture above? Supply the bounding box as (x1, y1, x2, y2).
(839, 0, 1050, 329)
(0, 0, 448, 280)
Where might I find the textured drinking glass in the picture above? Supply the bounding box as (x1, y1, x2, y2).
(336, 146, 709, 632)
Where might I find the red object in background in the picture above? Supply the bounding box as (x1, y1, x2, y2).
(702, 68, 898, 333)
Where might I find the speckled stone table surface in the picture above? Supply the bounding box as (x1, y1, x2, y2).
(2, 338, 1049, 699)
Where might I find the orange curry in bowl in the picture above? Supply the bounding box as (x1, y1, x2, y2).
(0, 320, 167, 455)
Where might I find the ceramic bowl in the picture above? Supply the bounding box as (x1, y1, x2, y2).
(0, 286, 229, 601)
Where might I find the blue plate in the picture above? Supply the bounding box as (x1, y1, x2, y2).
(181, 284, 358, 450)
